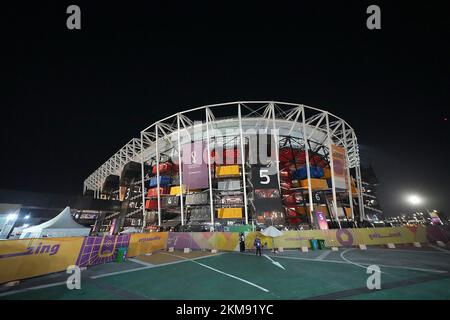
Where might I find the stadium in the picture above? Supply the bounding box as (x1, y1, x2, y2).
(83, 101, 365, 233)
(2, 101, 449, 300)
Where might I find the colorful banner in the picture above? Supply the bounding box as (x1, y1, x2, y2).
(75, 234, 130, 267)
(429, 212, 443, 226)
(315, 211, 329, 230)
(127, 232, 168, 257)
(0, 237, 84, 284)
(0, 226, 446, 284)
(167, 232, 239, 251)
(331, 144, 347, 189)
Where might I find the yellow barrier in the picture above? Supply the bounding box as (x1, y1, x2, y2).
(0, 237, 84, 284)
(0, 226, 431, 284)
(127, 232, 168, 257)
(243, 226, 428, 249)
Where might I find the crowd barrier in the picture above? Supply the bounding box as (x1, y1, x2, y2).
(166, 226, 435, 250)
(0, 226, 448, 284)
(0, 232, 168, 284)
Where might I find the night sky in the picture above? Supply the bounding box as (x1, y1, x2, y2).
(2, 1, 449, 216)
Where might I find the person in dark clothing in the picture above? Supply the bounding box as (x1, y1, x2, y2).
(254, 236, 262, 256)
(239, 233, 246, 252)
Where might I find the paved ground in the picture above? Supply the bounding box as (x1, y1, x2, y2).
(1, 245, 449, 300)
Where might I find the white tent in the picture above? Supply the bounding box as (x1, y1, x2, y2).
(261, 226, 284, 251)
(261, 226, 284, 237)
(20, 207, 91, 239)
(119, 227, 142, 234)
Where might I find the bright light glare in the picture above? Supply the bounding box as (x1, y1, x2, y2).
(24, 215, 30, 219)
(22, 224, 29, 228)
(6, 213, 18, 221)
(408, 195, 422, 205)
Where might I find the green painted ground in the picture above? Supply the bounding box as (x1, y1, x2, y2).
(2, 249, 450, 300)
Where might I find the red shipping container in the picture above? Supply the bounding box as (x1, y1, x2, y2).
(211, 148, 240, 165)
(287, 217, 301, 225)
(280, 169, 291, 181)
(285, 207, 298, 217)
(283, 194, 297, 205)
(279, 148, 306, 164)
(147, 187, 169, 197)
(310, 154, 327, 168)
(152, 162, 177, 175)
(280, 181, 292, 190)
(145, 199, 158, 210)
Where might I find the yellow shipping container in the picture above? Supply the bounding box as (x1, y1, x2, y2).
(300, 178, 328, 190)
(216, 165, 240, 177)
(170, 185, 185, 195)
(217, 207, 243, 219)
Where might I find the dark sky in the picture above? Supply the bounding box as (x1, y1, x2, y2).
(1, 1, 449, 216)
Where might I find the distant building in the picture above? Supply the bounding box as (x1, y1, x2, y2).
(360, 165, 385, 222)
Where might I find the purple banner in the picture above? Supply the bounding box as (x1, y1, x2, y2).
(315, 211, 329, 230)
(75, 234, 130, 267)
(182, 142, 209, 189)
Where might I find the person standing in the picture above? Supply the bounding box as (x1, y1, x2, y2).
(239, 232, 246, 252)
(254, 236, 262, 256)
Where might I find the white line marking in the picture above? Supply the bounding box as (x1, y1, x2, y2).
(128, 258, 155, 267)
(267, 254, 448, 274)
(339, 249, 391, 275)
(366, 247, 450, 254)
(160, 252, 269, 292)
(340, 249, 377, 271)
(263, 254, 286, 270)
(429, 244, 450, 253)
(92, 253, 225, 279)
(89, 266, 152, 279)
(0, 281, 67, 297)
(315, 250, 333, 261)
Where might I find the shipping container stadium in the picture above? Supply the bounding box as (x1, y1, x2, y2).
(83, 101, 365, 233)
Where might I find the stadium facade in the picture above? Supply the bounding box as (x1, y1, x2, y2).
(83, 102, 365, 232)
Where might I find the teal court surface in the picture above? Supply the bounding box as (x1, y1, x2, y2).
(1, 245, 450, 300)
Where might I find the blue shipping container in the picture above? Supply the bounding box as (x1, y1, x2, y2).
(149, 176, 172, 187)
(292, 166, 324, 180)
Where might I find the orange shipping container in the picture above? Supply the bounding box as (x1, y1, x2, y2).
(300, 178, 328, 190)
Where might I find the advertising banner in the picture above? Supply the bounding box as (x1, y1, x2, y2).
(75, 234, 130, 267)
(314, 211, 329, 230)
(0, 237, 84, 284)
(127, 232, 168, 257)
(182, 142, 209, 189)
(331, 144, 347, 190)
(429, 212, 443, 225)
(167, 232, 239, 251)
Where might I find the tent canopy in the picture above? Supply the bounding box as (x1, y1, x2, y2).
(20, 207, 90, 238)
(261, 226, 284, 238)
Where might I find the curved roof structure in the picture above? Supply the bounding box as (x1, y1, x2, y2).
(84, 101, 361, 196)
